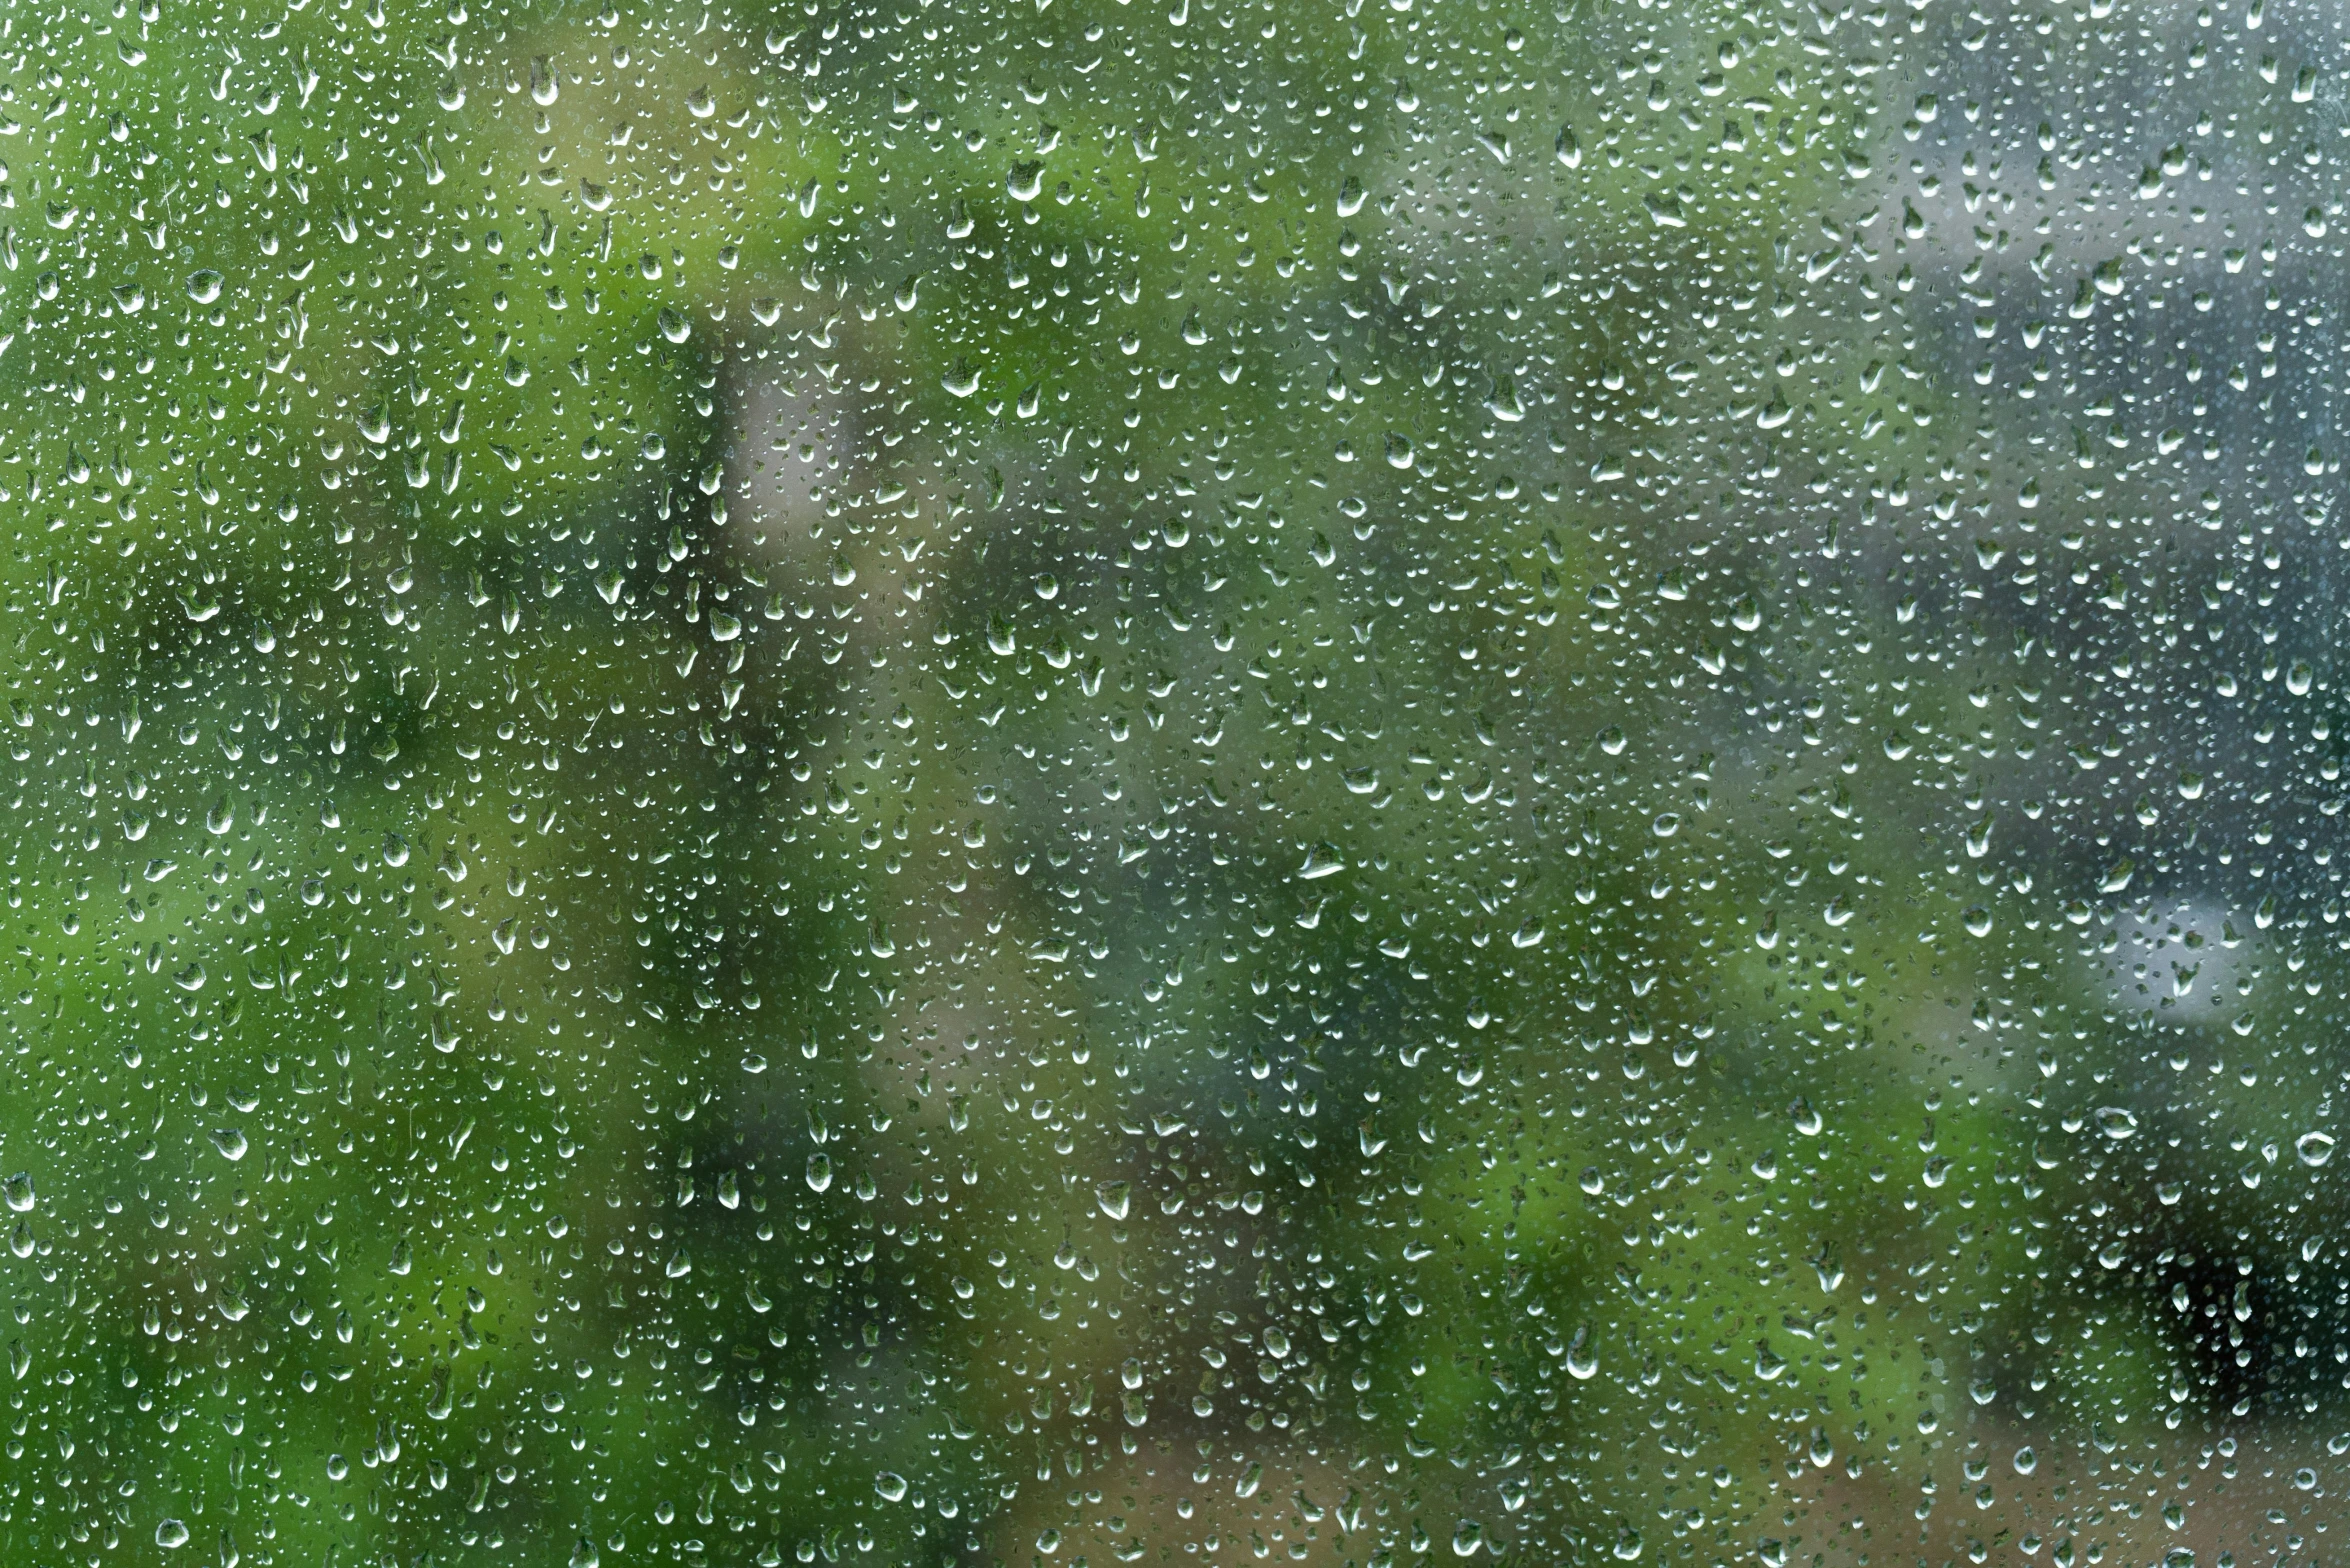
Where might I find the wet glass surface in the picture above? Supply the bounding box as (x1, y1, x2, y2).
(2, 0, 2348, 1563)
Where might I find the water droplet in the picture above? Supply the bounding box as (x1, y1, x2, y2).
(1299, 843, 1346, 880)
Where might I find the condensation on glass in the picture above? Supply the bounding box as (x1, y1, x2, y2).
(0, 0, 2340, 1563)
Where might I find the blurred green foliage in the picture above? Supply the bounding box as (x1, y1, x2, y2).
(0, 0, 2344, 1564)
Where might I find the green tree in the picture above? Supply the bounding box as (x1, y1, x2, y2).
(0, 0, 2343, 1564)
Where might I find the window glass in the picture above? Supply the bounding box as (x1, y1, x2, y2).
(2, 0, 2338, 1563)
